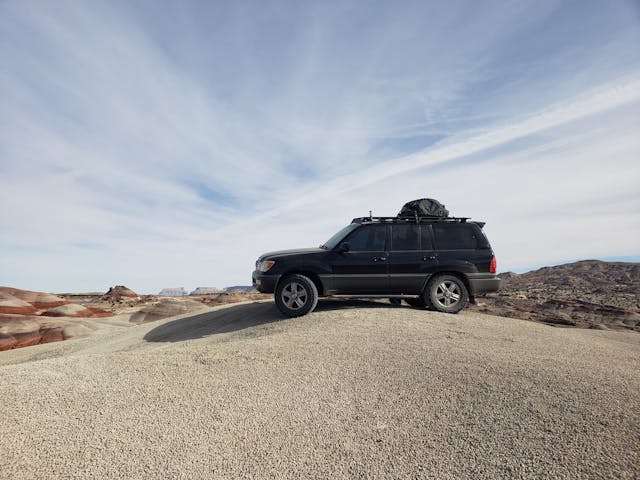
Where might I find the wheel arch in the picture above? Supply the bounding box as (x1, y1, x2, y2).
(278, 269, 326, 296)
(423, 270, 472, 296)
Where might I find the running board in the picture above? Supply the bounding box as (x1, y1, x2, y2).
(326, 294, 420, 299)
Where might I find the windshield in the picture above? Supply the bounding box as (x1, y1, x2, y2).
(320, 224, 359, 250)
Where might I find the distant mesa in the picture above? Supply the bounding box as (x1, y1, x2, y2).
(190, 287, 222, 295)
(102, 285, 140, 302)
(224, 286, 255, 292)
(159, 287, 187, 297)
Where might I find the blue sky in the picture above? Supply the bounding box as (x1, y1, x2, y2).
(1, 0, 639, 293)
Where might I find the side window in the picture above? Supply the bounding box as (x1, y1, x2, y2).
(391, 225, 419, 251)
(433, 224, 477, 250)
(420, 225, 434, 250)
(345, 226, 386, 251)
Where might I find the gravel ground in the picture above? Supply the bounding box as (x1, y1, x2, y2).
(1, 299, 639, 479)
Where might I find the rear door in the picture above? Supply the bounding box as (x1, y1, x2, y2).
(328, 225, 389, 294)
(432, 223, 479, 273)
(388, 224, 438, 294)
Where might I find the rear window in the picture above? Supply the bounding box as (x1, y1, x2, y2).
(391, 225, 419, 251)
(433, 224, 477, 250)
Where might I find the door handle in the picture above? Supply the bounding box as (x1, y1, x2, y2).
(372, 257, 387, 262)
(423, 255, 436, 261)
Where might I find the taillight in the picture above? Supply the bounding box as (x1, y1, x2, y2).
(490, 256, 497, 274)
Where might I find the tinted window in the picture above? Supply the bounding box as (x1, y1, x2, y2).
(345, 226, 386, 251)
(420, 225, 434, 250)
(433, 224, 477, 249)
(391, 225, 419, 251)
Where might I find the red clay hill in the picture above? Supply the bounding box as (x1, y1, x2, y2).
(0, 287, 112, 351)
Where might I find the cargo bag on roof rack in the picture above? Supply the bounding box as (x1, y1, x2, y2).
(398, 198, 449, 218)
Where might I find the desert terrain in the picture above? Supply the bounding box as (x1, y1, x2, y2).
(1, 300, 638, 479)
(1, 260, 638, 478)
(2, 260, 637, 353)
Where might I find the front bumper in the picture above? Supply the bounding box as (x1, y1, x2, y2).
(467, 274, 501, 296)
(252, 270, 281, 294)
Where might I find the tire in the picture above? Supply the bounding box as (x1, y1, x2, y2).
(424, 274, 468, 314)
(405, 297, 426, 308)
(275, 274, 318, 317)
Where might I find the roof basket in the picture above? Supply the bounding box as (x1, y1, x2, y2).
(351, 216, 469, 224)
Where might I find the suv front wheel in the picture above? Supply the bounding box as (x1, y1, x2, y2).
(424, 274, 468, 314)
(275, 274, 319, 317)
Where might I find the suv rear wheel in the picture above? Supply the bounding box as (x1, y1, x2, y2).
(424, 274, 468, 314)
(275, 274, 319, 317)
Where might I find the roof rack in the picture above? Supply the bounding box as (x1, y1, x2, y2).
(351, 216, 470, 224)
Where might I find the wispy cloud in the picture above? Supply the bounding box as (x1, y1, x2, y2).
(1, 0, 639, 292)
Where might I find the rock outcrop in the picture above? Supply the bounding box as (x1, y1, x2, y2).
(102, 285, 141, 302)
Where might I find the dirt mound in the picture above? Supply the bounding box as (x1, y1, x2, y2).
(41, 304, 112, 318)
(130, 299, 206, 324)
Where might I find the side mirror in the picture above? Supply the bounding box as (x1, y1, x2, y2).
(337, 242, 350, 253)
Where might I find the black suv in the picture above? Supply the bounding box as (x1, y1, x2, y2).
(252, 215, 499, 317)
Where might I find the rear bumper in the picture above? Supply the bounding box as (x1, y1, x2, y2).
(467, 274, 500, 296)
(252, 271, 281, 294)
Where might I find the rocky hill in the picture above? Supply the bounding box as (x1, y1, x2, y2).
(472, 260, 640, 330)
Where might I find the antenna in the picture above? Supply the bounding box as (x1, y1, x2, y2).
(369, 210, 373, 220)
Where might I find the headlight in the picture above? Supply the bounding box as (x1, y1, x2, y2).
(258, 260, 276, 272)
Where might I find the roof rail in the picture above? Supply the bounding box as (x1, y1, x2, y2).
(351, 216, 470, 224)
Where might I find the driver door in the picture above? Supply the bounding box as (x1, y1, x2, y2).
(327, 225, 389, 294)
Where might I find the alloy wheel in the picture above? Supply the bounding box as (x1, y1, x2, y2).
(434, 280, 461, 308)
(281, 282, 308, 310)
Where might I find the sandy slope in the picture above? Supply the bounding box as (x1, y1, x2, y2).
(1, 300, 638, 479)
